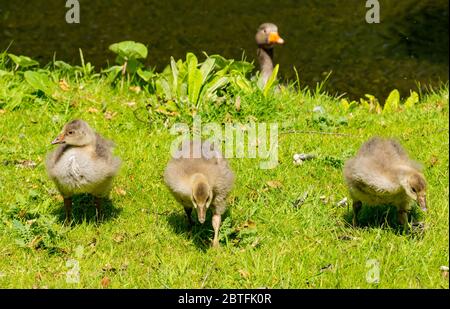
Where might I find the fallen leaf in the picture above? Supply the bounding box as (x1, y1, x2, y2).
(101, 276, 111, 288)
(35, 272, 43, 281)
(238, 269, 250, 279)
(115, 187, 127, 196)
(59, 79, 70, 91)
(113, 233, 127, 244)
(129, 86, 141, 93)
(124, 101, 136, 107)
(87, 107, 99, 113)
(429, 156, 439, 167)
(104, 111, 117, 120)
(235, 96, 241, 111)
(16, 160, 37, 169)
(29, 236, 43, 249)
(251, 237, 260, 248)
(266, 180, 283, 189)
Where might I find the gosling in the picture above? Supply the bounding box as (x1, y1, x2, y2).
(164, 139, 234, 247)
(46, 119, 121, 222)
(344, 137, 427, 228)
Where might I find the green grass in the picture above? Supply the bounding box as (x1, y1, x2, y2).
(0, 54, 448, 288)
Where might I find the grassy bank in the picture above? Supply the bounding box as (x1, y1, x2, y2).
(0, 49, 448, 288)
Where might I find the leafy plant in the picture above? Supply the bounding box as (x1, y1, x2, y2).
(8, 54, 39, 71)
(108, 41, 149, 87)
(383, 89, 400, 113)
(24, 71, 56, 97)
(404, 90, 419, 108)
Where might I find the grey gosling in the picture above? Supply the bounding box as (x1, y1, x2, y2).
(255, 23, 285, 87)
(344, 137, 427, 228)
(164, 139, 234, 247)
(46, 119, 121, 222)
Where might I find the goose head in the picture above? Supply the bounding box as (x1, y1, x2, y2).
(191, 173, 213, 224)
(401, 171, 427, 211)
(255, 23, 284, 49)
(51, 119, 95, 147)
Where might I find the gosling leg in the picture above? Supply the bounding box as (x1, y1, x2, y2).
(94, 197, 103, 221)
(212, 213, 222, 248)
(352, 200, 362, 227)
(64, 197, 72, 224)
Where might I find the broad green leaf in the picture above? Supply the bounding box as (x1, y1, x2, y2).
(404, 91, 419, 109)
(203, 76, 229, 100)
(53, 60, 73, 70)
(383, 89, 400, 113)
(0, 69, 13, 77)
(170, 57, 178, 95)
(208, 54, 231, 70)
(340, 99, 350, 111)
(156, 78, 172, 99)
(8, 54, 39, 68)
(360, 98, 371, 110)
(199, 57, 216, 85)
(136, 68, 154, 82)
(230, 61, 254, 74)
(109, 41, 148, 60)
(187, 53, 202, 105)
(188, 68, 203, 106)
(263, 64, 279, 97)
(103, 65, 122, 83)
(24, 71, 55, 96)
(165, 100, 179, 112)
(186, 53, 198, 71)
(233, 75, 252, 93)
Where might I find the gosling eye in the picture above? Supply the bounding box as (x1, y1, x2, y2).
(67, 131, 74, 135)
(411, 187, 417, 193)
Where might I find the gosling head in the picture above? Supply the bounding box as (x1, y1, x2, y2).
(191, 174, 213, 224)
(255, 23, 285, 48)
(402, 172, 427, 211)
(51, 119, 95, 147)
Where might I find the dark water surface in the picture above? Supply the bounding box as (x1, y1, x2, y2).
(0, 0, 448, 99)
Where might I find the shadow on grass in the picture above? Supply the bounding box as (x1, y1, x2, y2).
(166, 208, 231, 252)
(52, 193, 122, 225)
(343, 204, 425, 235)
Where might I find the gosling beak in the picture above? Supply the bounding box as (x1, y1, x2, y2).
(418, 195, 427, 212)
(197, 206, 206, 224)
(268, 32, 285, 45)
(51, 133, 65, 145)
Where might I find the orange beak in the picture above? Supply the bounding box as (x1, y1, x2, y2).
(51, 133, 65, 144)
(268, 32, 285, 45)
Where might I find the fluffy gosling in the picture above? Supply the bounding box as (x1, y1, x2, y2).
(164, 139, 234, 247)
(46, 119, 121, 222)
(344, 137, 427, 228)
